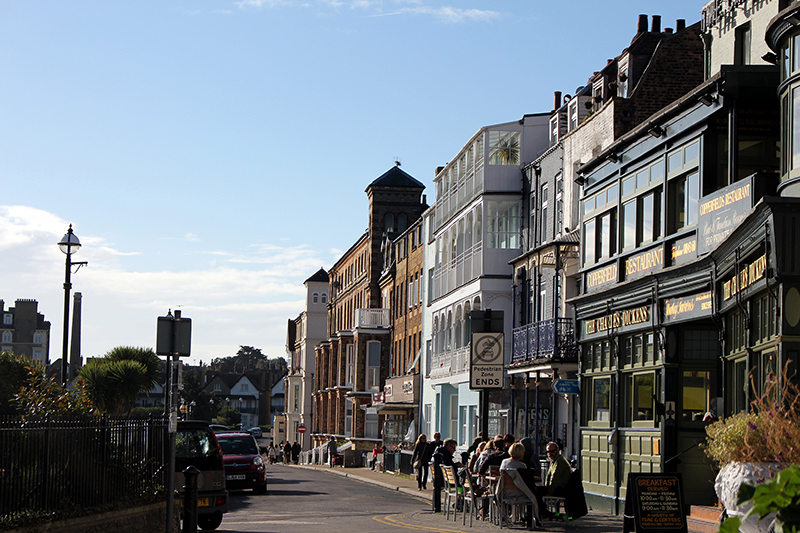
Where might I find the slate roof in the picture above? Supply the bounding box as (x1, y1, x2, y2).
(367, 165, 425, 190)
(305, 268, 329, 283)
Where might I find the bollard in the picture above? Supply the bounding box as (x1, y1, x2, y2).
(182, 465, 200, 533)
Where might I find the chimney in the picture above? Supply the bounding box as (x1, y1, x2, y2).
(554, 91, 562, 111)
(652, 15, 661, 33)
(69, 292, 82, 370)
(677, 19, 686, 31)
(665, 28, 673, 34)
(638, 14, 648, 33)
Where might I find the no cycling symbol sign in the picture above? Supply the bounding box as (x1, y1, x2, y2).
(470, 332, 504, 389)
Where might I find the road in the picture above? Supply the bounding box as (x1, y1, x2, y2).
(215, 463, 493, 533)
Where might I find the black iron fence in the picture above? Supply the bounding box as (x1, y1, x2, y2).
(511, 317, 578, 363)
(0, 416, 168, 522)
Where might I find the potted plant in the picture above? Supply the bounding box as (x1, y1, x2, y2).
(704, 363, 800, 533)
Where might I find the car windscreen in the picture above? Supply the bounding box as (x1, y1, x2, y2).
(176, 428, 220, 459)
(217, 436, 259, 455)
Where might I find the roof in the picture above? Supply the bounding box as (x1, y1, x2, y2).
(305, 268, 329, 283)
(367, 165, 425, 190)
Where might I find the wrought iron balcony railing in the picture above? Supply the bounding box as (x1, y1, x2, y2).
(511, 317, 578, 364)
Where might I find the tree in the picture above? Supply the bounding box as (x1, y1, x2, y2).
(0, 352, 32, 416)
(181, 370, 215, 421)
(14, 362, 92, 419)
(216, 405, 241, 428)
(78, 346, 161, 416)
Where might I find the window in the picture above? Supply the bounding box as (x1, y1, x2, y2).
(424, 403, 432, 437)
(214, 383, 221, 392)
(621, 200, 636, 250)
(312, 292, 319, 304)
(450, 395, 459, 440)
(345, 399, 354, 437)
(33, 348, 43, 361)
(569, 101, 579, 131)
(583, 219, 596, 265)
(3, 314, 11, 325)
(681, 371, 716, 422)
(487, 200, 520, 249)
(628, 372, 657, 425)
(346, 343, 354, 387)
(2, 332, 11, 343)
(668, 171, 699, 232)
(366, 341, 381, 391)
(735, 22, 752, 65)
(321, 292, 327, 304)
(293, 384, 300, 412)
(590, 377, 611, 424)
(541, 185, 549, 242)
(33, 333, 42, 344)
(365, 409, 379, 439)
(385, 213, 395, 232)
(488, 131, 521, 165)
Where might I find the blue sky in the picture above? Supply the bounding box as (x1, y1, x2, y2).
(0, 0, 703, 366)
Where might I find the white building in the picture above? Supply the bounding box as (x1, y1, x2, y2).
(422, 116, 550, 446)
(285, 268, 329, 451)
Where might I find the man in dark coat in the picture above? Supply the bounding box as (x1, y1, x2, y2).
(283, 441, 292, 464)
(291, 441, 301, 464)
(432, 438, 461, 512)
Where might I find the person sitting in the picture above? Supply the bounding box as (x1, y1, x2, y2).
(478, 436, 509, 476)
(497, 442, 539, 528)
(536, 441, 571, 518)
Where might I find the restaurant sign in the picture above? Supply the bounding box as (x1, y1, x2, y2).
(723, 254, 767, 301)
(663, 292, 713, 324)
(698, 177, 753, 255)
(625, 246, 664, 280)
(584, 305, 650, 337)
(586, 263, 618, 291)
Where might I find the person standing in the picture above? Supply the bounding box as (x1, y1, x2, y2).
(291, 441, 301, 464)
(411, 434, 432, 490)
(283, 441, 292, 464)
(327, 436, 338, 467)
(267, 443, 277, 464)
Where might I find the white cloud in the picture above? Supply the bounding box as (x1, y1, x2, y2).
(0, 205, 329, 366)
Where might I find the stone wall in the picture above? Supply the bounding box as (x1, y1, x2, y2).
(7, 502, 178, 533)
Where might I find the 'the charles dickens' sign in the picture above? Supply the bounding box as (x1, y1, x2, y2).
(623, 473, 687, 533)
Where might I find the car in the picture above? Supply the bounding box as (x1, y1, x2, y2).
(209, 424, 229, 433)
(248, 427, 262, 438)
(215, 432, 267, 493)
(176, 421, 228, 530)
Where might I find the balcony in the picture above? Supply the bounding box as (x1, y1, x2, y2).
(355, 308, 390, 328)
(428, 346, 470, 380)
(511, 318, 578, 365)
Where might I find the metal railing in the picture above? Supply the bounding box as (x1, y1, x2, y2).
(355, 308, 390, 328)
(0, 416, 168, 521)
(511, 318, 578, 364)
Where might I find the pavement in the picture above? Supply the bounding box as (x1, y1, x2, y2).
(287, 462, 625, 532)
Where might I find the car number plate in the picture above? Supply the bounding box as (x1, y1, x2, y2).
(227, 475, 246, 480)
(181, 498, 210, 507)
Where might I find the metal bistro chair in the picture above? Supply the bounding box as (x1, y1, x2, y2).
(497, 470, 540, 530)
(462, 472, 494, 527)
(443, 465, 464, 522)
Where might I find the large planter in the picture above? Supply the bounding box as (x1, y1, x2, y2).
(715, 462, 783, 533)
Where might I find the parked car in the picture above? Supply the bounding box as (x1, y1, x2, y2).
(248, 427, 262, 438)
(176, 421, 228, 530)
(209, 424, 229, 433)
(215, 432, 267, 493)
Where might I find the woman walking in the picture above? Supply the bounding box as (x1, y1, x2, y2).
(411, 434, 432, 490)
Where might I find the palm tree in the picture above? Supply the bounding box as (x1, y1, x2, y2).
(79, 346, 160, 416)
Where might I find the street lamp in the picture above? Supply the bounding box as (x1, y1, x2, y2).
(58, 225, 87, 386)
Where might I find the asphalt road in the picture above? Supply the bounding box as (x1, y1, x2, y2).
(216, 463, 497, 533)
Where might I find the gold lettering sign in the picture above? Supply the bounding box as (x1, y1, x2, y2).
(584, 306, 650, 335)
(626, 248, 664, 277)
(700, 182, 751, 216)
(587, 264, 618, 290)
(671, 239, 697, 261)
(723, 254, 767, 301)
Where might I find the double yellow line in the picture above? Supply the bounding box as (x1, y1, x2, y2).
(373, 514, 471, 532)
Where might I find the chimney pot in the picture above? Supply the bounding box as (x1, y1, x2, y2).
(665, 28, 673, 34)
(677, 19, 686, 31)
(652, 15, 661, 32)
(638, 14, 648, 33)
(554, 91, 562, 111)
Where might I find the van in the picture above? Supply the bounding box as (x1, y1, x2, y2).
(176, 421, 229, 530)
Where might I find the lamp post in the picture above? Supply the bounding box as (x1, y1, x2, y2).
(58, 225, 87, 386)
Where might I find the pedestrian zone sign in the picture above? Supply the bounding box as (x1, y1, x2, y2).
(470, 332, 504, 390)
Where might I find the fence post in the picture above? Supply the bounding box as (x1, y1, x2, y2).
(182, 466, 199, 533)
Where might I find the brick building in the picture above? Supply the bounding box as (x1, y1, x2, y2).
(0, 299, 50, 365)
(312, 164, 427, 451)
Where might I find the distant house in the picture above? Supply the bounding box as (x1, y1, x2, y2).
(203, 371, 271, 429)
(0, 299, 50, 365)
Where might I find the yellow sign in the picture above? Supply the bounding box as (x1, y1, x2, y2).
(586, 263, 618, 290)
(723, 254, 767, 301)
(584, 306, 650, 335)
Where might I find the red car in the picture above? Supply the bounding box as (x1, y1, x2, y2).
(215, 432, 267, 493)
